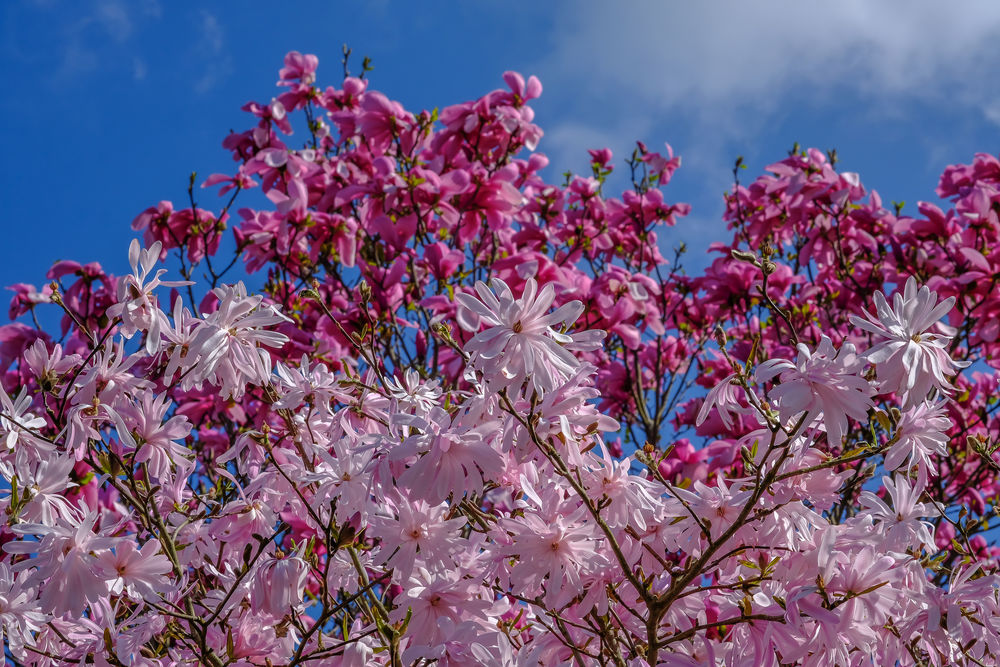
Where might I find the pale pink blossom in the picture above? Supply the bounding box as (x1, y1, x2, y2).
(860, 475, 938, 550)
(107, 239, 189, 354)
(118, 392, 192, 481)
(756, 335, 873, 446)
(501, 506, 603, 607)
(0, 387, 49, 454)
(0, 562, 47, 657)
(94, 539, 174, 602)
(670, 476, 753, 544)
(22, 339, 80, 392)
(885, 399, 951, 481)
(369, 498, 465, 579)
(457, 278, 603, 394)
(391, 568, 494, 647)
(6, 454, 78, 524)
(385, 368, 442, 415)
(185, 282, 290, 399)
(695, 371, 748, 430)
(7, 509, 118, 615)
(851, 276, 969, 406)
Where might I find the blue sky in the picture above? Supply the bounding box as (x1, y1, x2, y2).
(2, 0, 1000, 293)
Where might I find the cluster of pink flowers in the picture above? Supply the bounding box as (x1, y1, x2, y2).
(1, 50, 999, 665)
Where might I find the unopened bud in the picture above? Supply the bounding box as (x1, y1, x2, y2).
(713, 325, 727, 348)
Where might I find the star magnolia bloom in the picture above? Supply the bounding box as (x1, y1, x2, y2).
(94, 538, 174, 602)
(696, 371, 749, 430)
(456, 278, 603, 394)
(0, 563, 46, 658)
(850, 276, 969, 406)
(885, 399, 950, 483)
(0, 387, 49, 454)
(503, 508, 603, 607)
(6, 455, 78, 525)
(756, 335, 874, 447)
(185, 282, 291, 399)
(6, 509, 118, 616)
(859, 475, 938, 550)
(107, 239, 190, 354)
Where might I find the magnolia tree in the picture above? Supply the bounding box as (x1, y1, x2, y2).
(2, 50, 1000, 666)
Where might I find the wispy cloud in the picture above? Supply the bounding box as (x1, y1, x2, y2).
(542, 1, 1000, 115)
(94, 0, 133, 42)
(192, 10, 232, 94)
(535, 1, 1000, 178)
(132, 56, 147, 81)
(8, 0, 162, 86)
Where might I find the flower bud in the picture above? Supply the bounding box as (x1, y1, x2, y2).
(250, 553, 309, 618)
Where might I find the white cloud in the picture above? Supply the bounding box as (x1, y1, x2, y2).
(9, 0, 161, 85)
(193, 10, 231, 94)
(198, 10, 225, 54)
(535, 2, 1000, 173)
(542, 1, 1000, 115)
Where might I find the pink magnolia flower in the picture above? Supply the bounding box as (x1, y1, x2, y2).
(501, 506, 604, 607)
(6, 508, 118, 615)
(369, 498, 466, 579)
(185, 282, 290, 399)
(207, 497, 276, 546)
(885, 399, 950, 481)
(859, 475, 938, 550)
(94, 538, 173, 602)
(6, 282, 50, 320)
(670, 476, 753, 545)
(695, 371, 749, 431)
(272, 354, 343, 412)
(22, 339, 80, 392)
(456, 278, 603, 394)
(106, 239, 188, 354)
(396, 420, 505, 504)
(307, 436, 376, 524)
(583, 444, 662, 530)
(118, 393, 192, 481)
(0, 562, 47, 658)
(0, 387, 50, 455)
(391, 568, 495, 648)
(851, 276, 969, 406)
(756, 336, 874, 447)
(6, 454, 78, 524)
